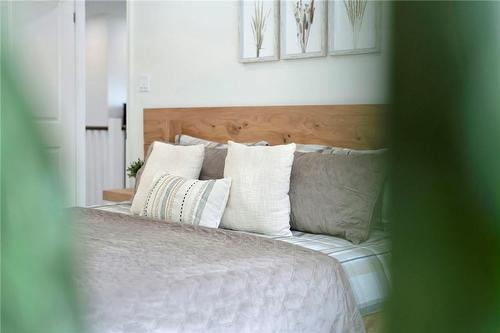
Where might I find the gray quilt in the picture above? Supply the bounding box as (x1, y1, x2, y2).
(74, 208, 365, 333)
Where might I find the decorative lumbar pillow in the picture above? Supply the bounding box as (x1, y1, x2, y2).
(131, 142, 205, 215)
(175, 134, 269, 149)
(289, 150, 387, 244)
(139, 173, 231, 228)
(221, 141, 296, 236)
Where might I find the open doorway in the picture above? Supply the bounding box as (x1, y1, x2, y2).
(85, 0, 127, 205)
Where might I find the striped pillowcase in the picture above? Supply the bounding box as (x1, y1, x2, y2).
(296, 143, 387, 155)
(175, 134, 269, 148)
(140, 173, 231, 228)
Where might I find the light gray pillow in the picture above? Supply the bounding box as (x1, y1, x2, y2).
(175, 134, 268, 149)
(295, 143, 388, 230)
(289, 150, 387, 244)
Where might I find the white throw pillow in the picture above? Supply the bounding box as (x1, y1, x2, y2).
(131, 142, 204, 215)
(139, 173, 231, 228)
(221, 141, 296, 236)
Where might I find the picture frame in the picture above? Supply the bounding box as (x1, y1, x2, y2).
(328, 0, 382, 56)
(239, 0, 280, 63)
(280, 0, 327, 60)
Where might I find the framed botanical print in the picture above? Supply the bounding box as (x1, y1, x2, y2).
(329, 0, 381, 55)
(239, 0, 280, 63)
(280, 0, 327, 59)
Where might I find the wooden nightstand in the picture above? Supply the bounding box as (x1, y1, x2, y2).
(103, 188, 134, 202)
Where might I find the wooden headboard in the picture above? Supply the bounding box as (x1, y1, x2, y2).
(143, 105, 386, 154)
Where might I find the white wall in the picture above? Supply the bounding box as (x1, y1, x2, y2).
(107, 16, 127, 119)
(86, 15, 108, 126)
(86, 0, 126, 126)
(127, 1, 391, 166)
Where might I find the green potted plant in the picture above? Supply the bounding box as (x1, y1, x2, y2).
(127, 158, 144, 179)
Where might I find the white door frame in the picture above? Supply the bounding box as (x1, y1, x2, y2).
(75, 0, 86, 206)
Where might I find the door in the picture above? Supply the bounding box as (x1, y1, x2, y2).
(6, 0, 77, 205)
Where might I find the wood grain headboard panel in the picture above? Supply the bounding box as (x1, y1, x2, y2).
(144, 105, 386, 154)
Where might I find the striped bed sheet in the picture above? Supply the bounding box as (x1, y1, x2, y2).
(91, 202, 390, 316)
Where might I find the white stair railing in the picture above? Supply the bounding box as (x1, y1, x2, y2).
(85, 118, 125, 206)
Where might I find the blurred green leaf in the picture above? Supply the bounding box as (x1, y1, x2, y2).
(388, 2, 500, 333)
(1, 50, 82, 333)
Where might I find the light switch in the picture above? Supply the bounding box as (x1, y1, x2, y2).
(138, 75, 150, 92)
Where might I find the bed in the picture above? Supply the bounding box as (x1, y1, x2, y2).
(77, 105, 389, 333)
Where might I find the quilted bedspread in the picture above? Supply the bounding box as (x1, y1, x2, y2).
(73, 208, 365, 333)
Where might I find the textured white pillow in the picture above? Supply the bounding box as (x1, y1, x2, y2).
(131, 142, 204, 215)
(221, 141, 296, 236)
(140, 173, 231, 228)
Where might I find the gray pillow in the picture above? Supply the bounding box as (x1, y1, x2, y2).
(289, 151, 387, 244)
(370, 185, 384, 230)
(199, 148, 227, 180)
(381, 180, 391, 229)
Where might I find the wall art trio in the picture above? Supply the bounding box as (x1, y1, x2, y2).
(239, 0, 381, 63)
